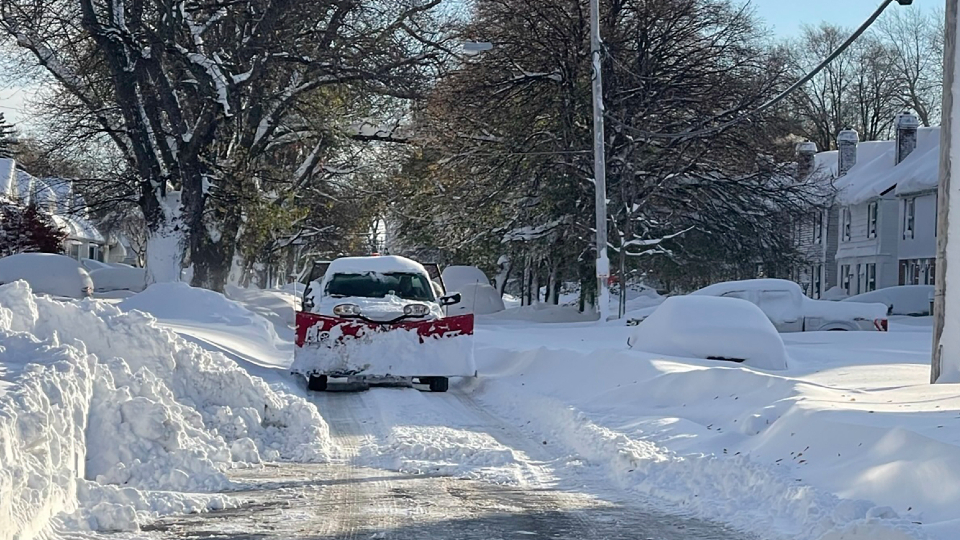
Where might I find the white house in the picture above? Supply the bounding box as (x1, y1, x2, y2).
(0, 158, 134, 264)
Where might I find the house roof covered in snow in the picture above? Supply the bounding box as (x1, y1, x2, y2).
(52, 214, 105, 243)
(830, 140, 897, 205)
(894, 127, 941, 196)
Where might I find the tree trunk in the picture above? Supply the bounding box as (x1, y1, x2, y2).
(495, 256, 512, 297)
(143, 191, 185, 285)
(531, 260, 541, 304)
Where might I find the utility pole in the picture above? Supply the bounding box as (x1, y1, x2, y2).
(590, 0, 611, 322)
(933, 0, 959, 383)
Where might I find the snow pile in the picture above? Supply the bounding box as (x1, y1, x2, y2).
(0, 281, 331, 537)
(484, 302, 598, 323)
(0, 253, 93, 299)
(122, 282, 282, 343)
(628, 296, 789, 370)
(89, 266, 147, 293)
(447, 282, 505, 315)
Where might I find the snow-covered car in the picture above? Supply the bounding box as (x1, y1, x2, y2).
(80, 258, 112, 272)
(627, 295, 788, 370)
(292, 255, 476, 392)
(89, 266, 147, 294)
(841, 285, 934, 316)
(626, 279, 888, 332)
(0, 253, 94, 299)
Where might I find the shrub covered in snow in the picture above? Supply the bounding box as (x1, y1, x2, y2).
(627, 295, 788, 370)
(0, 281, 332, 537)
(0, 253, 93, 298)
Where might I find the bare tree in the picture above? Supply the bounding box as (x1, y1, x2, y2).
(878, 8, 944, 126)
(0, 0, 451, 290)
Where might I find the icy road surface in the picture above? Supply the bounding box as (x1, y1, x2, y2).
(122, 386, 753, 540)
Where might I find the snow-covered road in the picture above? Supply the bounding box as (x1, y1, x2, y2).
(125, 386, 752, 540)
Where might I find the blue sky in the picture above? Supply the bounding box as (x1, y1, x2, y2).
(752, 0, 937, 39)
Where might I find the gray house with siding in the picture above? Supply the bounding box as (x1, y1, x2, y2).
(792, 113, 936, 298)
(892, 126, 940, 285)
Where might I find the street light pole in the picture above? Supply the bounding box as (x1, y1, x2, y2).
(590, 0, 611, 322)
(932, 0, 958, 383)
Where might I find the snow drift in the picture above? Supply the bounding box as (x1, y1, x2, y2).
(0, 281, 332, 538)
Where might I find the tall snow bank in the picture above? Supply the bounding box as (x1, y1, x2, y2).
(0, 281, 331, 538)
(628, 296, 788, 370)
(122, 282, 282, 341)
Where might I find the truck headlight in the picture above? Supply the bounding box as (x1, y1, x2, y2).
(333, 303, 362, 317)
(403, 304, 430, 317)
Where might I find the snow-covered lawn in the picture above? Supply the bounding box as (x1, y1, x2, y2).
(470, 315, 954, 540)
(2, 279, 957, 540)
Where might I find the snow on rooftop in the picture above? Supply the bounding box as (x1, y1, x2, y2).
(15, 171, 34, 203)
(326, 255, 428, 276)
(895, 127, 941, 196)
(52, 214, 105, 243)
(833, 140, 897, 205)
(811, 150, 838, 180)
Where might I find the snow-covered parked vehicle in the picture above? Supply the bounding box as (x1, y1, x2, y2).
(292, 255, 476, 392)
(626, 279, 889, 332)
(89, 266, 147, 294)
(628, 295, 788, 369)
(842, 285, 934, 316)
(0, 253, 94, 299)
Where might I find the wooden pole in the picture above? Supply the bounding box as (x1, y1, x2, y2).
(932, 0, 958, 383)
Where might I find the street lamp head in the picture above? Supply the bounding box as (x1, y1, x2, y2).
(896, 0, 912, 5)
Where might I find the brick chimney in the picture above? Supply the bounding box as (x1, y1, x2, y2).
(837, 128, 859, 177)
(795, 141, 818, 180)
(895, 112, 920, 165)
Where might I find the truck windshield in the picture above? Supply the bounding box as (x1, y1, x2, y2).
(325, 272, 435, 302)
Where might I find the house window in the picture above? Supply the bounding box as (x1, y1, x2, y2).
(912, 260, 921, 285)
(904, 197, 916, 239)
(929, 259, 936, 286)
(814, 265, 823, 298)
(856, 263, 863, 294)
(841, 264, 851, 294)
(899, 260, 907, 285)
(867, 201, 878, 239)
(867, 263, 877, 292)
(842, 207, 852, 241)
(814, 211, 823, 244)
(88, 244, 101, 262)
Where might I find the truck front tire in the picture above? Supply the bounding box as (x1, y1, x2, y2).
(308, 374, 328, 392)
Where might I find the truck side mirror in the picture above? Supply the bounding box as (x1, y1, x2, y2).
(440, 293, 462, 306)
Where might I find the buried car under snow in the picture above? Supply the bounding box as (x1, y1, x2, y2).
(625, 279, 889, 332)
(291, 255, 476, 392)
(627, 295, 788, 370)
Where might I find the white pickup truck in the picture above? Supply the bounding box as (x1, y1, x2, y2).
(627, 279, 889, 332)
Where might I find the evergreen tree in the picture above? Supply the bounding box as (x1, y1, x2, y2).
(0, 113, 16, 159)
(0, 201, 65, 256)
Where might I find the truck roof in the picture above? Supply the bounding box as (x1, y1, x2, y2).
(326, 255, 429, 276)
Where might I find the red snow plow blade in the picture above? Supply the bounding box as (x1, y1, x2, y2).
(295, 312, 475, 347)
(293, 311, 477, 378)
